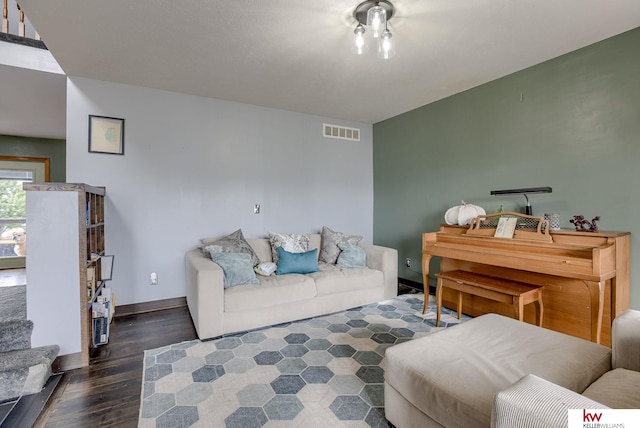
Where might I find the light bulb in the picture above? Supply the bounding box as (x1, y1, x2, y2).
(352, 24, 368, 54)
(367, 4, 386, 38)
(378, 29, 395, 59)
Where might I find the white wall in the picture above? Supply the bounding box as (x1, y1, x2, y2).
(26, 191, 81, 354)
(66, 77, 374, 305)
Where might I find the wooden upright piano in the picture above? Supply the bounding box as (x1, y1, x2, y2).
(422, 213, 630, 346)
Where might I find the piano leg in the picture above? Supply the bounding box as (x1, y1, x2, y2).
(534, 295, 544, 327)
(435, 276, 443, 327)
(515, 296, 524, 322)
(585, 280, 605, 344)
(422, 255, 433, 314)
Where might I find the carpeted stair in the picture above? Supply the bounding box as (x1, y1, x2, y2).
(0, 319, 59, 402)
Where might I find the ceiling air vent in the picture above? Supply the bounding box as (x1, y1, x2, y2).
(323, 124, 360, 141)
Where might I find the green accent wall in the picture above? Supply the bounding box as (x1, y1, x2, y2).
(373, 27, 640, 308)
(0, 134, 66, 181)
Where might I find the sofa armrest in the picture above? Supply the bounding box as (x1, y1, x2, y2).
(360, 244, 398, 300)
(491, 374, 608, 428)
(612, 309, 640, 372)
(185, 250, 225, 339)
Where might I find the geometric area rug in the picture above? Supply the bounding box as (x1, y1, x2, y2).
(138, 294, 470, 428)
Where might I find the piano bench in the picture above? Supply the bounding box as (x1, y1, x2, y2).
(434, 270, 544, 327)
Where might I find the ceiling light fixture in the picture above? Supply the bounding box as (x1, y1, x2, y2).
(352, 1, 395, 59)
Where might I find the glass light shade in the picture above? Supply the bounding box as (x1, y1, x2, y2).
(352, 24, 368, 54)
(367, 4, 386, 38)
(377, 29, 395, 59)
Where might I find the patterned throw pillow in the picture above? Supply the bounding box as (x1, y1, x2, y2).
(319, 226, 363, 264)
(268, 232, 310, 264)
(336, 243, 367, 268)
(202, 229, 260, 267)
(210, 252, 260, 288)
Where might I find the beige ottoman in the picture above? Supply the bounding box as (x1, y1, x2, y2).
(384, 314, 611, 428)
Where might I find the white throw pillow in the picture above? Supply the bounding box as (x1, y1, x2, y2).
(268, 232, 310, 264)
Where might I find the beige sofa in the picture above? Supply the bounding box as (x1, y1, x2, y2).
(185, 233, 398, 340)
(492, 309, 640, 428)
(385, 309, 640, 428)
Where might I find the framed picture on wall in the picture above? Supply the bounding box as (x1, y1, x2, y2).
(88, 115, 125, 155)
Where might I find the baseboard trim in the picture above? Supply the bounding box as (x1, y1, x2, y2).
(53, 352, 83, 371)
(115, 297, 187, 318)
(50, 298, 187, 371)
(398, 277, 434, 295)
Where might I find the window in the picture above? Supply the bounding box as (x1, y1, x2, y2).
(0, 169, 31, 260)
(0, 156, 49, 269)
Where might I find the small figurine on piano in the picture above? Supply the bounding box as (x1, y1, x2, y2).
(570, 215, 600, 233)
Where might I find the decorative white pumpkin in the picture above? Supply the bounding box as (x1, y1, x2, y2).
(444, 200, 486, 226)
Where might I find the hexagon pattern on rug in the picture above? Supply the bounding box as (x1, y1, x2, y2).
(138, 294, 469, 427)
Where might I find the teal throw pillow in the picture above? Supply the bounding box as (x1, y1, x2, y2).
(210, 252, 260, 288)
(336, 243, 367, 268)
(276, 247, 319, 275)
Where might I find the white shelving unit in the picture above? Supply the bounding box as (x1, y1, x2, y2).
(25, 183, 110, 369)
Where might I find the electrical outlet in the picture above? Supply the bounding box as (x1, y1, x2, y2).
(150, 272, 158, 285)
(405, 258, 411, 268)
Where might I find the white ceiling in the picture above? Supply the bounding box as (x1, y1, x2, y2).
(7, 0, 640, 140)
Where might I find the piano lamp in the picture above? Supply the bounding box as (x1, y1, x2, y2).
(490, 186, 552, 215)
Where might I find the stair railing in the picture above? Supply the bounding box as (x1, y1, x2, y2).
(2, 0, 40, 41)
(2, 0, 7, 33)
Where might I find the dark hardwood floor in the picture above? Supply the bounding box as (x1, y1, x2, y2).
(32, 283, 421, 427)
(35, 307, 197, 428)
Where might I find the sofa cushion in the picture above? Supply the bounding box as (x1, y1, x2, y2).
(385, 313, 611, 428)
(336, 243, 367, 268)
(268, 232, 310, 264)
(210, 252, 260, 288)
(582, 368, 640, 408)
(319, 226, 363, 264)
(311, 267, 382, 296)
(276, 248, 319, 275)
(246, 238, 274, 263)
(224, 274, 317, 312)
(202, 229, 260, 266)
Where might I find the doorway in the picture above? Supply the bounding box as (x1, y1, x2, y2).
(0, 156, 50, 269)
